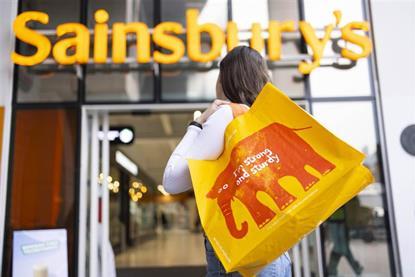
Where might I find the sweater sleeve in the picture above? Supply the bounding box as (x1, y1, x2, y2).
(162, 105, 233, 194)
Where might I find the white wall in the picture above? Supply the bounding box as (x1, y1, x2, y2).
(371, 1, 415, 276)
(0, 0, 18, 274)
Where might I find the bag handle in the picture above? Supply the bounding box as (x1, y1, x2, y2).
(229, 103, 249, 118)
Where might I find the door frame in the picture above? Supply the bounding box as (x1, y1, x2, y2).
(78, 100, 323, 277)
(78, 103, 210, 277)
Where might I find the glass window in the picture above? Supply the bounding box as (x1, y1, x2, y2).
(308, 59, 372, 97)
(270, 67, 305, 98)
(303, 0, 372, 97)
(232, 0, 268, 54)
(269, 0, 300, 21)
(88, 0, 153, 26)
(20, 0, 80, 28)
(232, 0, 269, 30)
(3, 109, 78, 276)
(160, 0, 227, 101)
(85, 65, 154, 102)
(231, 0, 306, 98)
(306, 32, 372, 97)
(268, 0, 305, 98)
(85, 0, 154, 102)
(162, 65, 219, 101)
(303, 0, 365, 26)
(17, 66, 78, 103)
(163, 0, 227, 27)
(312, 101, 392, 276)
(16, 0, 80, 103)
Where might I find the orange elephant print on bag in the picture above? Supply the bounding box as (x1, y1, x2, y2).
(206, 122, 336, 239)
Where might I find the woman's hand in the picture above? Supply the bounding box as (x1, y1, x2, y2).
(195, 99, 230, 124)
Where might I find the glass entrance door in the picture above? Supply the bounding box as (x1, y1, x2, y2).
(78, 107, 210, 277)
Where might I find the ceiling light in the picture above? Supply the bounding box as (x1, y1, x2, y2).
(115, 151, 138, 176)
(119, 128, 134, 144)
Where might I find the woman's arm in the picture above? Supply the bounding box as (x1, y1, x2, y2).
(162, 105, 233, 194)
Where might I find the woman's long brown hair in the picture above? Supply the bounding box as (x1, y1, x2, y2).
(219, 46, 271, 106)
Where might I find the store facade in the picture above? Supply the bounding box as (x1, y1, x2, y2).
(0, 0, 414, 276)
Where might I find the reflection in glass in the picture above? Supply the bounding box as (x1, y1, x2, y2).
(4, 109, 78, 276)
(306, 31, 372, 97)
(85, 65, 154, 102)
(16, 0, 81, 103)
(85, 0, 155, 102)
(232, 0, 269, 30)
(162, 0, 227, 27)
(303, 0, 371, 97)
(268, 0, 304, 97)
(232, 0, 306, 98)
(162, 67, 219, 101)
(303, 0, 365, 26)
(88, 0, 153, 26)
(308, 59, 372, 97)
(161, 0, 227, 101)
(20, 0, 80, 29)
(312, 101, 392, 276)
(17, 66, 78, 102)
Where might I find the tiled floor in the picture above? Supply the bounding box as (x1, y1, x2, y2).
(115, 229, 392, 276)
(116, 229, 206, 268)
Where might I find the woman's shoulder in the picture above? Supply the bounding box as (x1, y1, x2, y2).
(205, 103, 249, 126)
(228, 103, 249, 118)
(207, 104, 233, 122)
(202, 104, 233, 128)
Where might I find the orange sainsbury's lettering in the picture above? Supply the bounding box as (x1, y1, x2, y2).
(11, 11, 51, 66)
(11, 9, 373, 74)
(153, 22, 185, 64)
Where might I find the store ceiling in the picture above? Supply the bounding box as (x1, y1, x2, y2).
(110, 111, 195, 188)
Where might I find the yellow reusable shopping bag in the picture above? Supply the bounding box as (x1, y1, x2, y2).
(187, 83, 374, 276)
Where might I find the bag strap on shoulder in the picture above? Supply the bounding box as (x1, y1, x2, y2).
(229, 103, 249, 118)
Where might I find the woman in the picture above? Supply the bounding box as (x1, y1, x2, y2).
(163, 46, 292, 276)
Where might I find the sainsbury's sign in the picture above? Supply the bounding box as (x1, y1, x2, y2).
(11, 9, 372, 74)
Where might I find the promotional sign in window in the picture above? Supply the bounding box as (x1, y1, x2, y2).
(13, 229, 68, 277)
